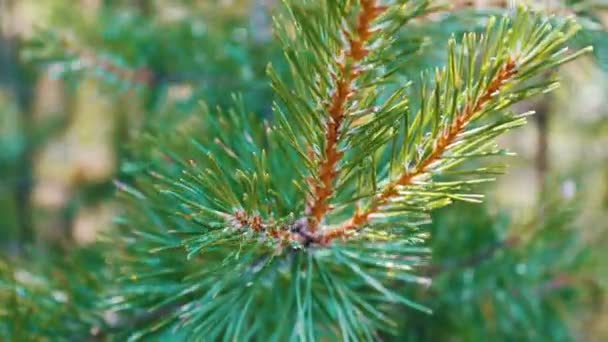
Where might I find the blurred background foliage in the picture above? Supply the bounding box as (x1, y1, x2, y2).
(0, 0, 607, 339)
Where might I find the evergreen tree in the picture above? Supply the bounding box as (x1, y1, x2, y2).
(1, 0, 606, 340)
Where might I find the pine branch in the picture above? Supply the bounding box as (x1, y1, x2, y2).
(316, 11, 592, 243)
(324, 57, 517, 241)
(107, 3, 592, 339)
(271, 0, 431, 241)
(62, 44, 223, 88)
(60, 38, 155, 87)
(306, 0, 387, 232)
(36, 35, 219, 89)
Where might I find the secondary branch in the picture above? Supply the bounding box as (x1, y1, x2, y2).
(319, 58, 518, 243)
(306, 0, 386, 232)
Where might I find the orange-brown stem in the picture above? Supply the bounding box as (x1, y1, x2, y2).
(306, 0, 386, 232)
(61, 39, 154, 87)
(319, 58, 518, 243)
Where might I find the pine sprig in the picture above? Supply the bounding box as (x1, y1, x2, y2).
(305, 0, 387, 233)
(270, 0, 431, 236)
(0, 249, 105, 340)
(107, 2, 591, 339)
(320, 10, 592, 242)
(408, 198, 602, 341)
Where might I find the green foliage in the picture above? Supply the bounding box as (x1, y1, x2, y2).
(106, 1, 591, 339)
(0, 0, 604, 340)
(0, 248, 105, 340)
(0, 99, 24, 243)
(402, 198, 601, 341)
(24, 1, 281, 113)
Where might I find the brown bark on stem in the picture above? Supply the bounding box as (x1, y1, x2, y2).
(319, 58, 518, 243)
(306, 0, 386, 232)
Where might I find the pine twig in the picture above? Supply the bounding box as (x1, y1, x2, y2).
(305, 0, 386, 232)
(60, 38, 214, 88)
(55, 36, 153, 86)
(321, 58, 519, 243)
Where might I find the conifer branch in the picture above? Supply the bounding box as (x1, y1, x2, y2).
(60, 38, 155, 87)
(322, 57, 519, 242)
(102, 4, 592, 339)
(306, 0, 386, 232)
(51, 36, 220, 89)
(315, 10, 592, 244)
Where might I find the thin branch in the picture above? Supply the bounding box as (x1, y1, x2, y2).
(62, 42, 155, 87)
(320, 58, 518, 243)
(59, 38, 212, 88)
(305, 0, 386, 232)
(60, 39, 268, 96)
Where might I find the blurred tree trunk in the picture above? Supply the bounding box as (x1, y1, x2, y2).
(33, 0, 118, 244)
(0, 0, 35, 248)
